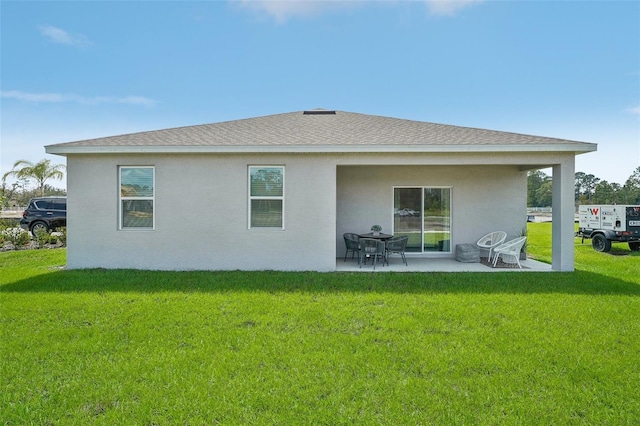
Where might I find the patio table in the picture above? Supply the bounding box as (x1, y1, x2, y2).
(358, 232, 393, 240)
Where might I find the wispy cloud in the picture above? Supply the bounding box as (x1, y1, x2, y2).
(232, 0, 364, 23)
(39, 25, 92, 48)
(232, 0, 483, 22)
(628, 105, 640, 116)
(424, 0, 485, 17)
(1, 90, 157, 107)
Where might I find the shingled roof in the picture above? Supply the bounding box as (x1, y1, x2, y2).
(46, 110, 597, 155)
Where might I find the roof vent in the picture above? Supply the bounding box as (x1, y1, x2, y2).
(303, 109, 336, 115)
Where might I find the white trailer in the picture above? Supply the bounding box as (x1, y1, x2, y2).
(578, 205, 640, 252)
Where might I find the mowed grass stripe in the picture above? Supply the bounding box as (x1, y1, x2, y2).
(1, 224, 639, 424)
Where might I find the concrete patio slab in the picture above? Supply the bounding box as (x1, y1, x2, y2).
(336, 256, 553, 272)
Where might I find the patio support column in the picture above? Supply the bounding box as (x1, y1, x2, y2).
(551, 160, 575, 271)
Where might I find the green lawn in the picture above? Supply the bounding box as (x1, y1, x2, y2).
(1, 224, 639, 424)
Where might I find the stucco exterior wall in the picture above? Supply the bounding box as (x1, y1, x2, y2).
(65, 150, 576, 271)
(336, 165, 527, 257)
(66, 154, 336, 271)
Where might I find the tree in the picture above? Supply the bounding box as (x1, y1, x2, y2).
(593, 180, 619, 204)
(535, 180, 553, 207)
(626, 166, 640, 187)
(574, 171, 585, 202)
(621, 166, 640, 204)
(575, 172, 600, 204)
(527, 170, 551, 207)
(2, 159, 65, 196)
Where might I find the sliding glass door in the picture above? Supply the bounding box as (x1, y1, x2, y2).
(393, 188, 423, 252)
(393, 187, 451, 253)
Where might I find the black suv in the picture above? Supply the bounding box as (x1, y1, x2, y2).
(20, 196, 67, 235)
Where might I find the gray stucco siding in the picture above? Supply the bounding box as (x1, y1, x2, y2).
(66, 154, 336, 271)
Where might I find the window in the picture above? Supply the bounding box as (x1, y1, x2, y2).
(120, 166, 154, 230)
(249, 166, 284, 228)
(393, 187, 451, 252)
(52, 199, 66, 211)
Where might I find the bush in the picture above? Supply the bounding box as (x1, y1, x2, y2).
(0, 218, 15, 230)
(1, 227, 30, 249)
(33, 228, 56, 249)
(57, 227, 67, 246)
(0, 220, 7, 245)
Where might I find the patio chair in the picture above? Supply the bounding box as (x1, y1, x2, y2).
(359, 238, 387, 270)
(477, 231, 507, 262)
(343, 233, 361, 262)
(492, 236, 527, 269)
(385, 235, 409, 266)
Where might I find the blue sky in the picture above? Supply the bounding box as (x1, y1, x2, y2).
(1, 0, 639, 190)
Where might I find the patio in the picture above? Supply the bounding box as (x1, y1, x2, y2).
(336, 256, 552, 272)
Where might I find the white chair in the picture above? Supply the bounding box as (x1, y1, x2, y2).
(477, 231, 507, 262)
(492, 236, 527, 269)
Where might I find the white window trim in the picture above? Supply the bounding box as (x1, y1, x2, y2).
(119, 166, 155, 231)
(248, 165, 285, 230)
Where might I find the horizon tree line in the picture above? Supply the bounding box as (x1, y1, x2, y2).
(528, 167, 640, 207)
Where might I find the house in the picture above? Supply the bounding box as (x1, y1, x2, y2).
(45, 109, 596, 272)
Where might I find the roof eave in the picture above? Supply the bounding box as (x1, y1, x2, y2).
(45, 143, 597, 156)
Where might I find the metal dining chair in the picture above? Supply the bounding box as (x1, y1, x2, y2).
(343, 233, 361, 262)
(385, 235, 409, 266)
(359, 238, 387, 270)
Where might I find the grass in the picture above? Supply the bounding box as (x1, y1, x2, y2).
(1, 224, 639, 424)
(527, 221, 640, 281)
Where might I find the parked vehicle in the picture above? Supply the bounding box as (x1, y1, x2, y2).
(20, 196, 67, 235)
(578, 205, 640, 252)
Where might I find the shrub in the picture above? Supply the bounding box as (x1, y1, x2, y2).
(1, 227, 30, 249)
(57, 227, 67, 246)
(0, 218, 15, 230)
(33, 228, 55, 248)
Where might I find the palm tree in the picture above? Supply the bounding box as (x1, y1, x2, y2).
(2, 159, 66, 196)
